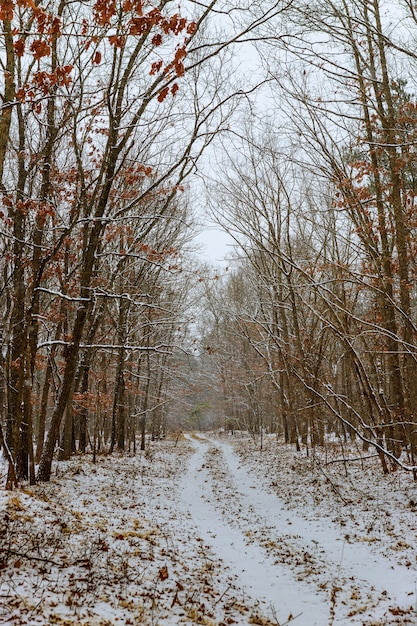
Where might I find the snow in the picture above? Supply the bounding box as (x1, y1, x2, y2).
(181, 435, 329, 625)
(1, 432, 417, 625)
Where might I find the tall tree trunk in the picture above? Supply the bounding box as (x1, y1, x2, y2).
(37, 303, 89, 482)
(0, 19, 15, 185)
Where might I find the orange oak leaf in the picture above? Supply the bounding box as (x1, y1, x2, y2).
(157, 86, 169, 102)
(30, 39, 51, 60)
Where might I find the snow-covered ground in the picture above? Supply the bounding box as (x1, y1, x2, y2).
(1, 432, 417, 625)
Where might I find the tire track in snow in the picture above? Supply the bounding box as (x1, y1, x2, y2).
(213, 439, 417, 624)
(180, 436, 330, 625)
(180, 435, 417, 625)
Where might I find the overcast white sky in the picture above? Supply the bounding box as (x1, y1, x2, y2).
(193, 225, 234, 265)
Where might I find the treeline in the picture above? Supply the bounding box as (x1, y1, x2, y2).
(0, 0, 206, 487)
(200, 0, 417, 476)
(3, 0, 417, 485)
(0, 0, 283, 487)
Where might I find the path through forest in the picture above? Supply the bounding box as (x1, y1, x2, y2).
(2, 434, 417, 625)
(180, 435, 417, 625)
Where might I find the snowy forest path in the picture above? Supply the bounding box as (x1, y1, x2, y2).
(179, 434, 417, 625)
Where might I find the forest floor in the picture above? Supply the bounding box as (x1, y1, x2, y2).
(1, 432, 417, 625)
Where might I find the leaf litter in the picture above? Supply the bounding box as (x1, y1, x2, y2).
(1, 432, 417, 625)
(0, 438, 271, 625)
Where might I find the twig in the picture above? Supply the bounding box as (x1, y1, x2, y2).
(313, 457, 352, 505)
(283, 612, 303, 625)
(214, 584, 230, 606)
(324, 455, 379, 465)
(269, 604, 303, 625)
(1, 547, 62, 567)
